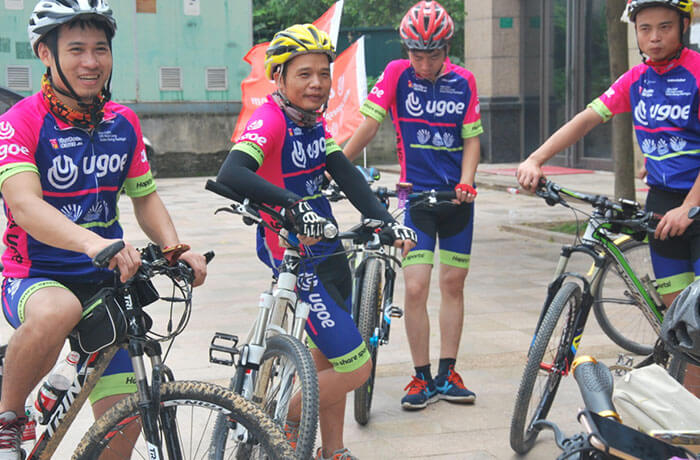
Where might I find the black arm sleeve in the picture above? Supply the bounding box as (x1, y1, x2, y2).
(326, 151, 394, 223)
(216, 149, 301, 208)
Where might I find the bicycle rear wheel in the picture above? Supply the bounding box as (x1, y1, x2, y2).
(210, 334, 319, 460)
(73, 380, 293, 460)
(353, 257, 382, 426)
(510, 282, 581, 454)
(593, 239, 661, 355)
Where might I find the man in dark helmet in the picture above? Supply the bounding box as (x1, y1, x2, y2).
(517, 0, 700, 397)
(0, 1, 207, 457)
(344, 1, 482, 411)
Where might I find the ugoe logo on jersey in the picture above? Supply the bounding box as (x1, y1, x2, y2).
(405, 92, 466, 118)
(634, 100, 690, 126)
(47, 153, 128, 190)
(0, 121, 15, 140)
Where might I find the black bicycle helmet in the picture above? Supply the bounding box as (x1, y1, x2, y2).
(661, 280, 700, 366)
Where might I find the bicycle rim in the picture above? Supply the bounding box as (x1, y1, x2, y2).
(593, 240, 660, 355)
(354, 257, 382, 425)
(510, 282, 580, 454)
(73, 381, 293, 460)
(210, 334, 318, 460)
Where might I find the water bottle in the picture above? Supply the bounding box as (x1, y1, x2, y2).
(21, 396, 36, 449)
(34, 351, 79, 424)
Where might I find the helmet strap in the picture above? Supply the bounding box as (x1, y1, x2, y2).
(272, 90, 322, 128)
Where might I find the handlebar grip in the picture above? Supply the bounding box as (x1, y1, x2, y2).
(203, 251, 215, 264)
(205, 179, 246, 203)
(435, 191, 457, 201)
(93, 240, 126, 268)
(572, 356, 620, 422)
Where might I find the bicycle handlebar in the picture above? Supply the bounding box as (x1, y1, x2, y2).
(689, 206, 700, 220)
(572, 356, 620, 422)
(536, 179, 658, 235)
(324, 182, 457, 205)
(206, 179, 338, 243)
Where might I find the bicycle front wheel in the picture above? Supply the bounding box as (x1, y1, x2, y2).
(510, 282, 581, 454)
(593, 239, 661, 356)
(210, 334, 319, 460)
(354, 257, 382, 426)
(73, 380, 293, 460)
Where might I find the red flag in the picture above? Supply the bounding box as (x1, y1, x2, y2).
(324, 36, 367, 144)
(231, 1, 344, 141)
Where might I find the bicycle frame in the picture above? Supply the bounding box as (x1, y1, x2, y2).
(25, 274, 185, 459)
(531, 207, 664, 375)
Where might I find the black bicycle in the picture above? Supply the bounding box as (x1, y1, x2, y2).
(0, 241, 293, 459)
(325, 178, 456, 425)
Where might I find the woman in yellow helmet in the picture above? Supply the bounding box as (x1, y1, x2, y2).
(216, 24, 416, 460)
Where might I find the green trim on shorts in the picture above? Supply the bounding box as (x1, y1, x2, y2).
(89, 372, 137, 404)
(439, 250, 471, 269)
(401, 250, 434, 267)
(18, 281, 68, 323)
(306, 335, 318, 349)
(656, 272, 695, 295)
(328, 342, 370, 373)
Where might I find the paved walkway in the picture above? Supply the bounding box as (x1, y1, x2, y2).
(1, 164, 654, 458)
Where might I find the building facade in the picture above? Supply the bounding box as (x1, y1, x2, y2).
(1, 0, 252, 176)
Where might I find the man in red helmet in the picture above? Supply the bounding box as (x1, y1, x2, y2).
(344, 0, 482, 410)
(517, 0, 700, 397)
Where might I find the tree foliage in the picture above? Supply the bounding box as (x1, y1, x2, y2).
(252, 0, 466, 63)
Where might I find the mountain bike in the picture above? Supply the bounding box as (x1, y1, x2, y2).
(509, 180, 687, 454)
(205, 179, 336, 460)
(0, 240, 293, 459)
(325, 180, 456, 425)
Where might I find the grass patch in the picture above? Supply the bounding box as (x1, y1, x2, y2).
(523, 220, 580, 235)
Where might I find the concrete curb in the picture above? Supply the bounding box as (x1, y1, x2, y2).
(498, 223, 576, 245)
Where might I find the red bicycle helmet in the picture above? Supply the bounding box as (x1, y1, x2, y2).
(399, 1, 454, 50)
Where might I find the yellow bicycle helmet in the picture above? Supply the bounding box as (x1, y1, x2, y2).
(623, 0, 693, 22)
(264, 24, 336, 80)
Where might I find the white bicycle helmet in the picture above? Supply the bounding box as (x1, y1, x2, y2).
(661, 280, 700, 366)
(28, 0, 116, 56)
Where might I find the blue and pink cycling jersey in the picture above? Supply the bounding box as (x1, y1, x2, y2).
(360, 58, 483, 191)
(589, 47, 700, 192)
(589, 47, 700, 293)
(232, 96, 368, 372)
(0, 92, 156, 282)
(0, 91, 155, 401)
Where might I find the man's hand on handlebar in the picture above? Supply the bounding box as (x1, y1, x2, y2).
(175, 250, 208, 287)
(382, 222, 417, 257)
(87, 239, 141, 283)
(516, 158, 545, 193)
(656, 204, 694, 241)
(288, 200, 326, 246)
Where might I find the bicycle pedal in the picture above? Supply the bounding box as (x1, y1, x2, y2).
(389, 306, 403, 318)
(209, 332, 239, 366)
